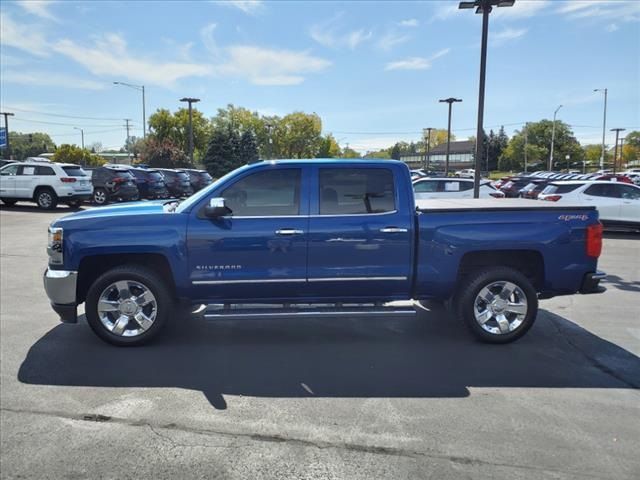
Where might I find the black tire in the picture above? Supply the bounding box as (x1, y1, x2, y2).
(1, 198, 17, 206)
(93, 188, 108, 205)
(85, 265, 174, 346)
(454, 267, 538, 344)
(35, 188, 58, 210)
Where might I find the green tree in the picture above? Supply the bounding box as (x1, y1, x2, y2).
(273, 112, 322, 158)
(238, 129, 259, 165)
(341, 147, 361, 158)
(625, 131, 640, 148)
(6, 132, 55, 160)
(203, 127, 241, 177)
(140, 138, 190, 168)
(52, 144, 104, 166)
(317, 134, 341, 158)
(147, 108, 209, 161)
(390, 143, 401, 160)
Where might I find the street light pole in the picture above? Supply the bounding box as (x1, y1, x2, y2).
(549, 104, 563, 171)
(114, 81, 147, 138)
(0, 112, 15, 158)
(524, 123, 528, 173)
(459, 0, 514, 198)
(179, 97, 201, 165)
(610, 128, 625, 174)
(73, 127, 85, 150)
(439, 98, 462, 176)
(594, 88, 607, 170)
(423, 127, 434, 170)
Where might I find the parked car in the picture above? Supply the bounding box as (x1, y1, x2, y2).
(0, 160, 93, 209)
(157, 169, 194, 198)
(538, 181, 640, 231)
(43, 159, 606, 346)
(413, 177, 501, 199)
(184, 169, 213, 192)
(623, 173, 640, 186)
(519, 179, 549, 199)
(129, 167, 169, 199)
(89, 166, 139, 205)
(589, 174, 633, 184)
(454, 168, 475, 178)
(499, 177, 533, 198)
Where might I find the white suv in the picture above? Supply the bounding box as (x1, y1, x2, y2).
(0, 160, 93, 209)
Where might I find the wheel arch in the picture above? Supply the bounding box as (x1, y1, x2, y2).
(457, 249, 545, 291)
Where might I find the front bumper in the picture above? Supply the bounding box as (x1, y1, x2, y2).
(43, 269, 78, 323)
(579, 270, 607, 294)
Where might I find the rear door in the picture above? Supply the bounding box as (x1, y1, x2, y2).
(307, 165, 413, 299)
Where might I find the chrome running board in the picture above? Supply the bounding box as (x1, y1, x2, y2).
(201, 303, 416, 320)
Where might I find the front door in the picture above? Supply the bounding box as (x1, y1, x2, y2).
(187, 167, 310, 302)
(0, 164, 19, 197)
(306, 166, 413, 300)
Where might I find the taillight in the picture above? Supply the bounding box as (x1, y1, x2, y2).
(542, 195, 562, 202)
(60, 177, 77, 183)
(586, 222, 603, 258)
(113, 177, 126, 183)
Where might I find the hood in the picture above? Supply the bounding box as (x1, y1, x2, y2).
(53, 200, 171, 225)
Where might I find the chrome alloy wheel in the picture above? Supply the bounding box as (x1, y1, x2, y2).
(94, 190, 106, 204)
(473, 281, 528, 335)
(97, 280, 157, 337)
(38, 191, 53, 208)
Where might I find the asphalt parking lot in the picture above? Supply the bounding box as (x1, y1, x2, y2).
(1, 204, 639, 479)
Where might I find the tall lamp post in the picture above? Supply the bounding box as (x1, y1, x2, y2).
(423, 127, 434, 170)
(1, 111, 15, 158)
(549, 104, 563, 171)
(459, 0, 514, 197)
(180, 97, 200, 164)
(610, 128, 625, 174)
(439, 98, 462, 176)
(73, 127, 85, 150)
(594, 88, 607, 171)
(114, 82, 146, 139)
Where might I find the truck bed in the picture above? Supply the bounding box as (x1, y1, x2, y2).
(416, 198, 596, 212)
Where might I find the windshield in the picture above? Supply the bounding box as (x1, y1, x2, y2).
(176, 164, 253, 213)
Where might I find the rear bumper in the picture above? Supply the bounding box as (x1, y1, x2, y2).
(580, 270, 607, 294)
(43, 269, 78, 323)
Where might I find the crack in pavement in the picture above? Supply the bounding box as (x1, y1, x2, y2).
(1, 406, 609, 478)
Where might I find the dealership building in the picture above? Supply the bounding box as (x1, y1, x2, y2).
(400, 140, 475, 170)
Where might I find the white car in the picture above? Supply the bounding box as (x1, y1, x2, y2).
(538, 180, 640, 230)
(0, 160, 93, 209)
(454, 168, 475, 178)
(413, 177, 502, 200)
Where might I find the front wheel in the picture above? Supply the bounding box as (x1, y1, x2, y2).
(85, 265, 174, 346)
(455, 267, 538, 344)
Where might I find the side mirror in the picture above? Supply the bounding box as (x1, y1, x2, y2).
(204, 197, 229, 218)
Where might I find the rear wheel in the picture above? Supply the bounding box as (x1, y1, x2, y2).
(93, 188, 108, 205)
(85, 265, 174, 346)
(35, 188, 58, 210)
(455, 267, 538, 344)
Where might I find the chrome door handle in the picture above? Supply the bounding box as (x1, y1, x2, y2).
(275, 229, 304, 236)
(380, 227, 408, 233)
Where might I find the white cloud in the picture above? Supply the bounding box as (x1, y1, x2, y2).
(376, 32, 410, 51)
(216, 0, 264, 14)
(491, 0, 550, 19)
(432, 3, 459, 21)
(606, 23, 619, 32)
(0, 14, 50, 56)
(310, 15, 372, 49)
(2, 71, 105, 90)
(491, 27, 528, 45)
(398, 18, 419, 27)
(53, 34, 212, 88)
(17, 0, 59, 21)
(200, 23, 220, 56)
(218, 46, 331, 85)
(385, 48, 450, 71)
(557, 0, 640, 22)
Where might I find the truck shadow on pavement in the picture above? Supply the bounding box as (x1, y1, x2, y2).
(18, 305, 640, 410)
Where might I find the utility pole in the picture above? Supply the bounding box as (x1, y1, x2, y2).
(114, 82, 147, 138)
(439, 98, 462, 176)
(124, 119, 132, 162)
(611, 128, 625, 173)
(594, 88, 607, 170)
(179, 97, 200, 165)
(459, 0, 514, 197)
(73, 127, 85, 150)
(266, 123, 274, 159)
(423, 127, 434, 170)
(549, 104, 563, 171)
(1, 112, 15, 158)
(524, 123, 528, 173)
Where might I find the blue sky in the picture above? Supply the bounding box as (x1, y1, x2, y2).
(1, 0, 639, 153)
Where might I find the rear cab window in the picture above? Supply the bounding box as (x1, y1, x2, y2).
(319, 168, 395, 215)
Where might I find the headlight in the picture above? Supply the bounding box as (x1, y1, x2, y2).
(47, 226, 63, 265)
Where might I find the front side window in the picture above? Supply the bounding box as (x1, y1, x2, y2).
(221, 168, 301, 216)
(584, 184, 616, 198)
(414, 180, 438, 193)
(1, 165, 20, 176)
(319, 168, 395, 215)
(617, 185, 640, 200)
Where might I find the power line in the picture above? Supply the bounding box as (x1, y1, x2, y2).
(0, 106, 123, 121)
(11, 116, 132, 127)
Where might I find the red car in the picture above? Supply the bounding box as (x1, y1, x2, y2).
(590, 174, 633, 184)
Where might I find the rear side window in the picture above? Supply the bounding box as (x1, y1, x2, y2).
(222, 168, 301, 216)
(114, 171, 133, 179)
(542, 184, 583, 195)
(319, 168, 395, 215)
(35, 166, 55, 175)
(61, 166, 87, 177)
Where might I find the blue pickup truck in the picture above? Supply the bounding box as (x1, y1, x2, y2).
(44, 160, 606, 346)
